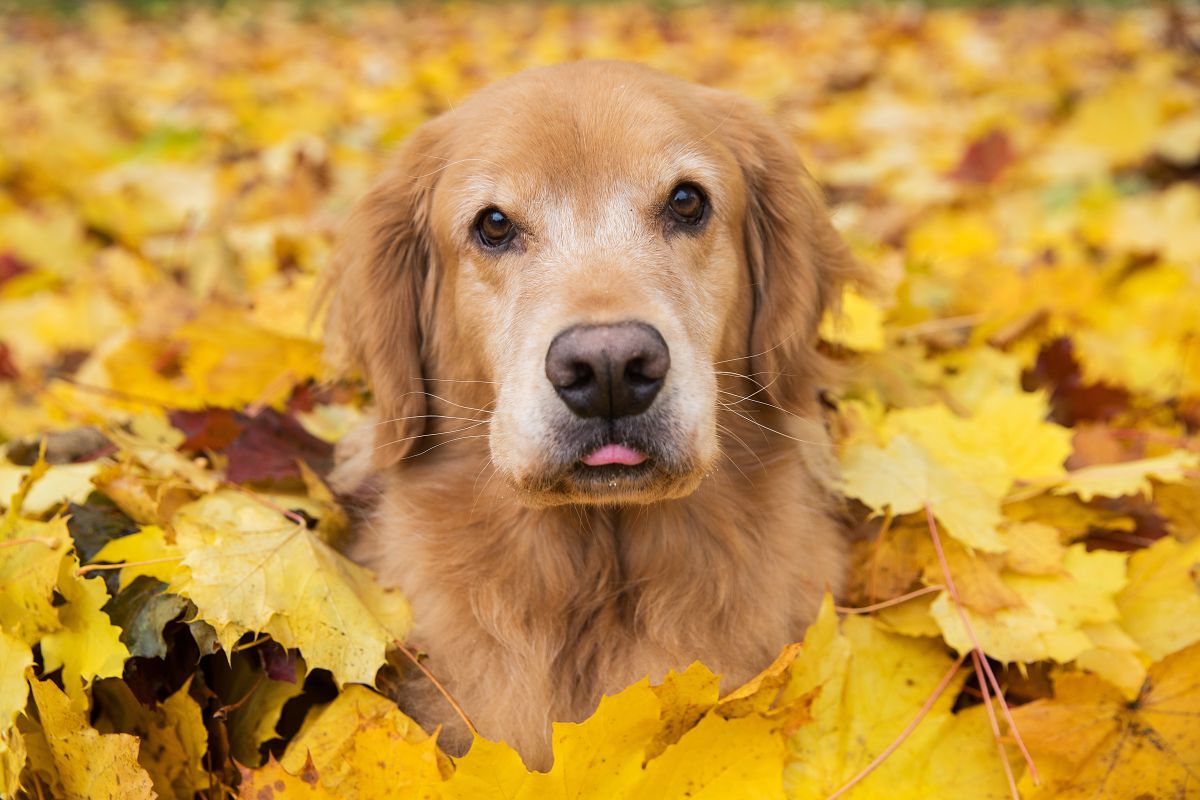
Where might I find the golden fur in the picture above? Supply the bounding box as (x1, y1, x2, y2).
(324, 61, 860, 770)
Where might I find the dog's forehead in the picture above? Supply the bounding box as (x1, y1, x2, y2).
(440, 65, 731, 218)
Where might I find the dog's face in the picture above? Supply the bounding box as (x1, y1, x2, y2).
(329, 62, 856, 507)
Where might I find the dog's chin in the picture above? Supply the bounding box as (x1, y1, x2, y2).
(510, 460, 706, 508)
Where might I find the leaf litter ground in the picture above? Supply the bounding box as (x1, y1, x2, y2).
(1, 3, 1199, 799)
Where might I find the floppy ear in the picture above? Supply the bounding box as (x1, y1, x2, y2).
(717, 95, 863, 413)
(323, 123, 445, 469)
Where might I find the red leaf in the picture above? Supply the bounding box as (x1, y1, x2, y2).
(950, 129, 1015, 184)
(169, 408, 246, 452)
(168, 406, 333, 485)
(0, 252, 31, 289)
(224, 408, 333, 485)
(0, 343, 18, 382)
(1023, 337, 1130, 426)
(259, 641, 300, 683)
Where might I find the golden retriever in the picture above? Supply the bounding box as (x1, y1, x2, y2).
(324, 60, 859, 769)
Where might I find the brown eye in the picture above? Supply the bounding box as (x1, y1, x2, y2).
(476, 208, 515, 248)
(667, 183, 706, 226)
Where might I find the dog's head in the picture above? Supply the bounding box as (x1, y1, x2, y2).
(327, 61, 857, 507)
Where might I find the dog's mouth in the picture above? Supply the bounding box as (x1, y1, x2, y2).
(572, 441, 657, 486)
(510, 410, 705, 506)
(581, 442, 648, 467)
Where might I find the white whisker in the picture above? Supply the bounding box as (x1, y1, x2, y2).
(712, 332, 803, 365)
(364, 413, 493, 431)
(392, 390, 497, 415)
(401, 434, 491, 461)
(717, 402, 831, 447)
(374, 420, 491, 452)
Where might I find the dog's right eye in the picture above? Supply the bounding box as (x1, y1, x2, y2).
(476, 208, 516, 249)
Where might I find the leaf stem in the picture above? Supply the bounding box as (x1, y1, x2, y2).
(0, 536, 59, 549)
(925, 505, 1039, 787)
(393, 639, 478, 737)
(835, 584, 944, 615)
(824, 651, 966, 800)
(866, 509, 895, 605)
(222, 482, 308, 527)
(76, 555, 183, 576)
(971, 649, 1020, 799)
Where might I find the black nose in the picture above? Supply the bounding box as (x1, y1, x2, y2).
(545, 322, 670, 419)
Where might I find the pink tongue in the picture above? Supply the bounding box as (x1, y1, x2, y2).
(582, 444, 646, 467)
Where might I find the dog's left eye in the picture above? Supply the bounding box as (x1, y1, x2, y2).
(475, 207, 516, 249)
(666, 183, 707, 226)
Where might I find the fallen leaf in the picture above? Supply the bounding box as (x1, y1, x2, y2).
(26, 677, 155, 800)
(94, 677, 209, 800)
(0, 460, 102, 516)
(0, 631, 32, 734)
(167, 490, 411, 685)
(1116, 535, 1200, 661)
(931, 544, 1127, 664)
(1055, 451, 1200, 501)
(40, 553, 130, 706)
(949, 129, 1015, 184)
(238, 755, 331, 799)
(103, 575, 188, 660)
(1013, 641, 1200, 799)
(784, 606, 1010, 799)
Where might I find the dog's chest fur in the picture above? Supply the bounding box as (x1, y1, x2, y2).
(347, 423, 844, 770)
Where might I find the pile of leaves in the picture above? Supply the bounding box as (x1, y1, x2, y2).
(2, 3, 1199, 798)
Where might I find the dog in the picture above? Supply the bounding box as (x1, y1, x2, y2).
(324, 60, 860, 770)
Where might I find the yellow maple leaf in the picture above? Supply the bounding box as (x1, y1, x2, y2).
(1154, 478, 1200, 541)
(102, 308, 324, 411)
(94, 677, 209, 800)
(843, 396, 1071, 554)
(1074, 621, 1148, 699)
(223, 654, 308, 768)
(841, 434, 1006, 552)
(280, 684, 448, 795)
(0, 632, 32, 735)
(0, 460, 101, 516)
(40, 553, 130, 708)
(646, 662, 721, 759)
(1035, 78, 1169, 179)
(1110, 183, 1200, 266)
(883, 395, 1072, 488)
(238, 755, 332, 799)
(1055, 450, 1200, 501)
(931, 544, 1127, 664)
(167, 490, 412, 685)
(447, 669, 791, 799)
(1116, 535, 1200, 661)
(0, 517, 69, 646)
(784, 604, 1010, 798)
(91, 525, 183, 590)
(820, 288, 887, 352)
(999, 521, 1066, 576)
(26, 677, 154, 800)
(1013, 641, 1200, 799)
(636, 713, 785, 798)
(0, 725, 24, 800)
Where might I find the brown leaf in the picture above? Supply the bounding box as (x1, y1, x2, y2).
(950, 129, 1015, 184)
(169, 408, 245, 452)
(1023, 337, 1131, 426)
(169, 407, 333, 485)
(0, 343, 17, 382)
(1013, 642, 1200, 799)
(0, 252, 31, 288)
